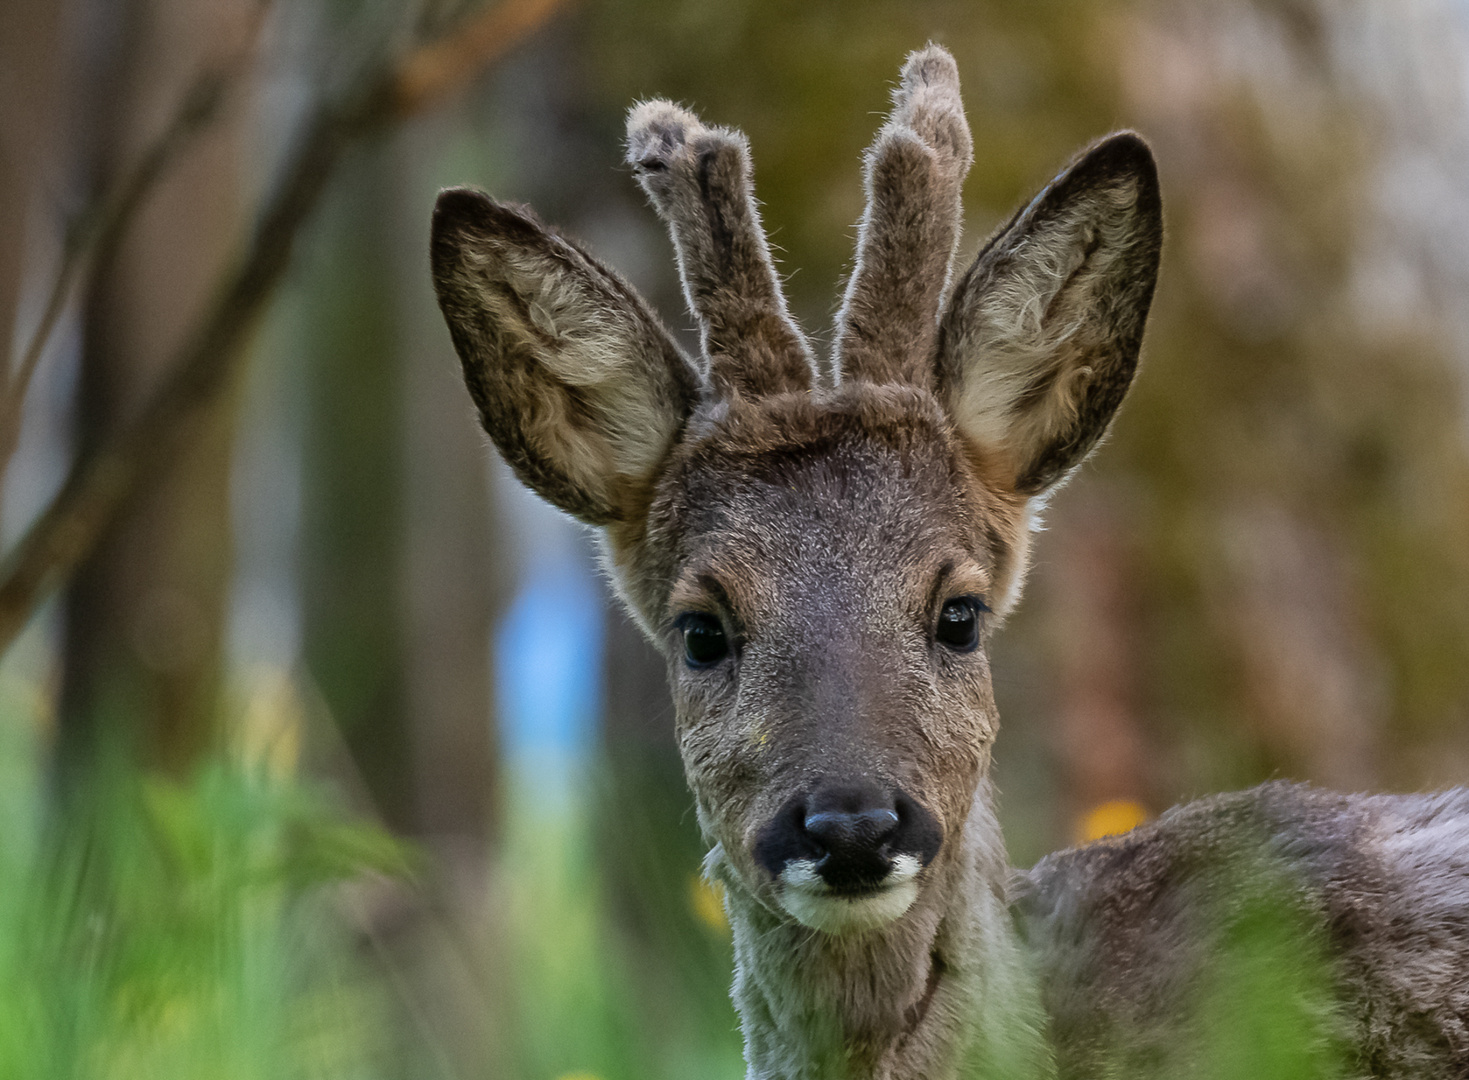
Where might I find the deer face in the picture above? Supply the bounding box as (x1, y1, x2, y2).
(431, 46, 1160, 937)
(647, 386, 1020, 932)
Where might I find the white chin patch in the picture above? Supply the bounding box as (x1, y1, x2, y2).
(776, 854, 922, 935)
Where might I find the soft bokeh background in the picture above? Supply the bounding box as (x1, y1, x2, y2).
(1, 0, 1468, 1075)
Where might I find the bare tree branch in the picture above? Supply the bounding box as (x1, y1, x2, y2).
(391, 0, 567, 116)
(0, 7, 269, 490)
(0, 0, 571, 653)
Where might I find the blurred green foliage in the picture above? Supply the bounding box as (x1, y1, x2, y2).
(0, 672, 746, 1080)
(0, 678, 405, 1079)
(502, 772, 744, 1080)
(1191, 894, 1346, 1080)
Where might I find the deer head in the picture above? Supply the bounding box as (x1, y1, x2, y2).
(432, 43, 1161, 1076)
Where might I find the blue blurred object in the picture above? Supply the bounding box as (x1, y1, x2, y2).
(495, 556, 604, 778)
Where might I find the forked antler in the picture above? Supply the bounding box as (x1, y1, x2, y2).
(626, 102, 815, 399)
(835, 45, 973, 386)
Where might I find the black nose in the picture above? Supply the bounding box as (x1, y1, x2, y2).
(753, 782, 943, 893)
(803, 788, 901, 892)
(804, 806, 900, 852)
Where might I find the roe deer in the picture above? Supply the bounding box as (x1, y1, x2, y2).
(430, 45, 1469, 1080)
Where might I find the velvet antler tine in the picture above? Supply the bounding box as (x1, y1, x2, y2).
(834, 45, 973, 387)
(627, 101, 814, 399)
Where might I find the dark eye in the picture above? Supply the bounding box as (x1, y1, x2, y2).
(679, 613, 730, 667)
(935, 597, 984, 652)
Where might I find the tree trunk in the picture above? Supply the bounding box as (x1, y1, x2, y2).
(397, 122, 502, 851)
(298, 142, 414, 832)
(0, 0, 66, 423)
(58, 0, 251, 787)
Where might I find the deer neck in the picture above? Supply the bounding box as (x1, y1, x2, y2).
(721, 780, 1046, 1080)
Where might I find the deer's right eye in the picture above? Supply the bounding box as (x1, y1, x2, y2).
(679, 613, 730, 667)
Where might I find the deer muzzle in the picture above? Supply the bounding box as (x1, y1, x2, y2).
(753, 781, 943, 934)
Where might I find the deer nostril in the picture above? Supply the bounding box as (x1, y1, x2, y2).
(800, 797, 903, 894)
(803, 808, 900, 855)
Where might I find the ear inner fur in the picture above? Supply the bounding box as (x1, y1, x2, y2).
(936, 132, 1162, 496)
(430, 188, 701, 525)
(834, 44, 974, 388)
(626, 100, 815, 400)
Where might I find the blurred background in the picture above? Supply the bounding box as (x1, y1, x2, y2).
(1, 0, 1468, 1076)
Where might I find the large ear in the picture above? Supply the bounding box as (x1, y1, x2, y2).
(431, 187, 702, 525)
(937, 133, 1162, 496)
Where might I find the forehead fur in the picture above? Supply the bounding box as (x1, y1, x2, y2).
(676, 384, 978, 527)
(686, 382, 954, 475)
(624, 381, 1028, 625)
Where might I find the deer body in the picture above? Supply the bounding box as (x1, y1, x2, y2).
(1020, 782, 1469, 1078)
(431, 46, 1469, 1079)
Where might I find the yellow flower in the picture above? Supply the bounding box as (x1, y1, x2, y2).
(1076, 799, 1149, 844)
(689, 873, 729, 934)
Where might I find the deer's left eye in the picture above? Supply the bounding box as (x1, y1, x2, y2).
(935, 597, 985, 652)
(679, 613, 730, 667)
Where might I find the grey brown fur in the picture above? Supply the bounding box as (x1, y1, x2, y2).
(431, 43, 1469, 1080)
(1020, 783, 1469, 1077)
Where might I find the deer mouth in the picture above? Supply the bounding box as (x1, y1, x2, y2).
(775, 852, 923, 934)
